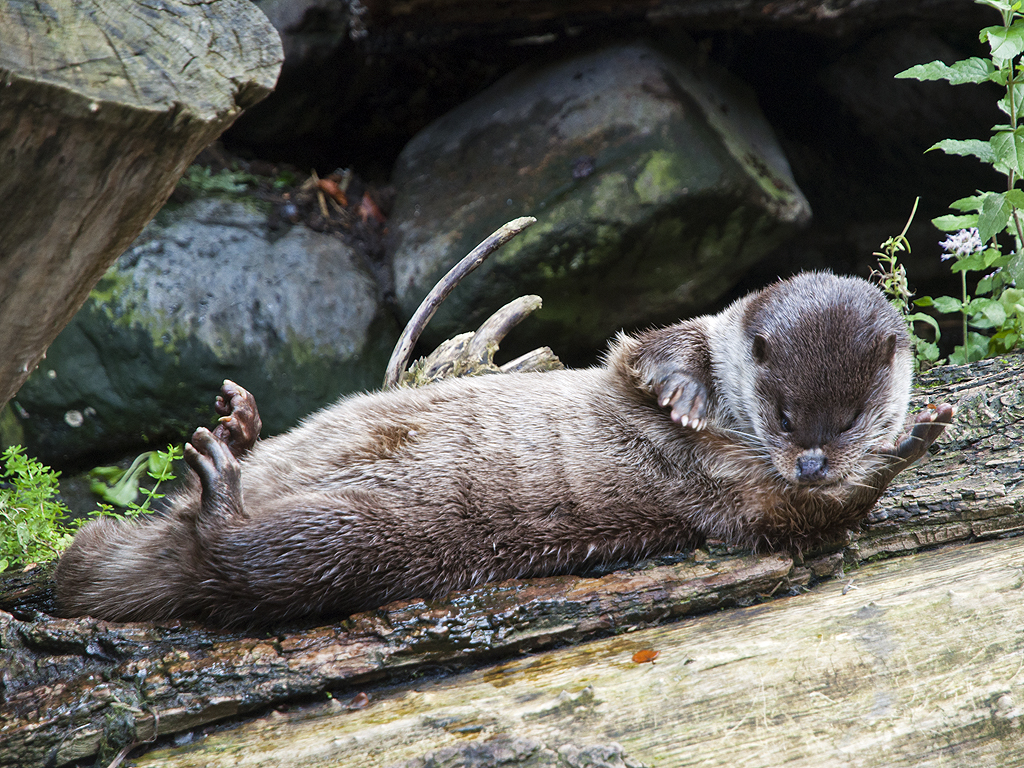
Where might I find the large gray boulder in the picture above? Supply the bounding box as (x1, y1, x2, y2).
(12, 197, 398, 464)
(389, 40, 811, 360)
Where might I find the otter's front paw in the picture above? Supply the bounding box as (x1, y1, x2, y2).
(890, 403, 954, 467)
(653, 371, 709, 430)
(212, 380, 262, 458)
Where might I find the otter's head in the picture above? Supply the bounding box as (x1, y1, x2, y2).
(743, 272, 912, 487)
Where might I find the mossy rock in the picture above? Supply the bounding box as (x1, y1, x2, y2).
(389, 39, 811, 363)
(13, 198, 398, 465)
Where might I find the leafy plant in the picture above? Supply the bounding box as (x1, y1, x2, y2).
(0, 446, 75, 572)
(177, 166, 259, 196)
(0, 444, 183, 572)
(89, 445, 184, 517)
(870, 199, 942, 365)
(896, 0, 1024, 363)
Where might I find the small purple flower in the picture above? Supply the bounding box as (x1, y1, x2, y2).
(939, 228, 983, 260)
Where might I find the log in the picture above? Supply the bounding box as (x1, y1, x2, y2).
(0, 0, 283, 409)
(135, 536, 1024, 768)
(0, 352, 1021, 767)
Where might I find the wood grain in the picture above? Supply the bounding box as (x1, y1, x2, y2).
(136, 537, 1024, 767)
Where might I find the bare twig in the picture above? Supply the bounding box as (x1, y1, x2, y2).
(464, 295, 543, 367)
(382, 217, 537, 388)
(499, 347, 563, 374)
(397, 295, 560, 386)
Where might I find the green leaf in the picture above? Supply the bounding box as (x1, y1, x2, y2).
(0, 558, 7, 573)
(931, 295, 964, 313)
(89, 452, 150, 508)
(983, 24, 1024, 62)
(147, 450, 175, 480)
(912, 296, 935, 307)
(968, 331, 992, 361)
(951, 250, 990, 272)
(978, 192, 1013, 242)
(88, 465, 125, 483)
(895, 58, 1000, 84)
(950, 194, 985, 213)
(969, 297, 1008, 326)
(907, 311, 941, 335)
(927, 138, 996, 164)
(949, 347, 969, 365)
(999, 286, 1024, 312)
(1005, 188, 1024, 209)
(916, 340, 941, 362)
(16, 520, 30, 548)
(932, 214, 979, 231)
(983, 247, 1009, 268)
(999, 83, 1024, 119)
(977, 0, 1018, 13)
(992, 129, 1024, 177)
(990, 330, 1020, 355)
(1006, 249, 1024, 284)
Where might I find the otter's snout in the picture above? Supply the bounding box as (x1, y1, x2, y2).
(796, 449, 828, 483)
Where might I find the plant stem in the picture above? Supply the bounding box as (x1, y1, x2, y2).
(962, 269, 969, 356)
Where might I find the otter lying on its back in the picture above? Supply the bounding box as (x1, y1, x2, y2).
(55, 272, 952, 628)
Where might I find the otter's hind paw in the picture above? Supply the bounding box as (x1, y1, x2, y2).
(213, 380, 262, 457)
(892, 403, 954, 465)
(185, 427, 245, 520)
(654, 371, 709, 430)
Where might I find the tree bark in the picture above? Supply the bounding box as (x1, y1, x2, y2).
(0, 353, 1020, 767)
(135, 536, 1024, 768)
(0, 0, 283, 409)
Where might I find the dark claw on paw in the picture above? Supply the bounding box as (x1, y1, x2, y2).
(211, 379, 262, 457)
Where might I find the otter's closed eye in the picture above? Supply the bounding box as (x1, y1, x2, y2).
(779, 410, 794, 432)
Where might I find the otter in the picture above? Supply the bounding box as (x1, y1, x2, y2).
(54, 272, 952, 628)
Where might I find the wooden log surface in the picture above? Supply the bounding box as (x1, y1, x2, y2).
(135, 536, 1024, 768)
(0, 0, 283, 408)
(1, 353, 1022, 767)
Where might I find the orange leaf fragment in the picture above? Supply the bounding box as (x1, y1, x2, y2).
(347, 691, 370, 709)
(632, 649, 659, 664)
(316, 178, 349, 206)
(359, 192, 386, 224)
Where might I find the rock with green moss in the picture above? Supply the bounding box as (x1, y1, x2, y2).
(389, 39, 811, 361)
(12, 198, 398, 465)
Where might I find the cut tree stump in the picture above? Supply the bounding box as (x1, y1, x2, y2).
(0, 352, 1021, 766)
(0, 0, 283, 408)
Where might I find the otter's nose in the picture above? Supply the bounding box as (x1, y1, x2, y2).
(796, 449, 828, 482)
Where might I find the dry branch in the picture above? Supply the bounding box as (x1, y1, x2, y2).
(383, 216, 537, 388)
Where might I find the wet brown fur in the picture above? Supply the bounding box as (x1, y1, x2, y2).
(54, 272, 946, 628)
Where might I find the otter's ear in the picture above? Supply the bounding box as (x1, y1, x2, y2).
(752, 333, 770, 364)
(878, 333, 897, 364)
